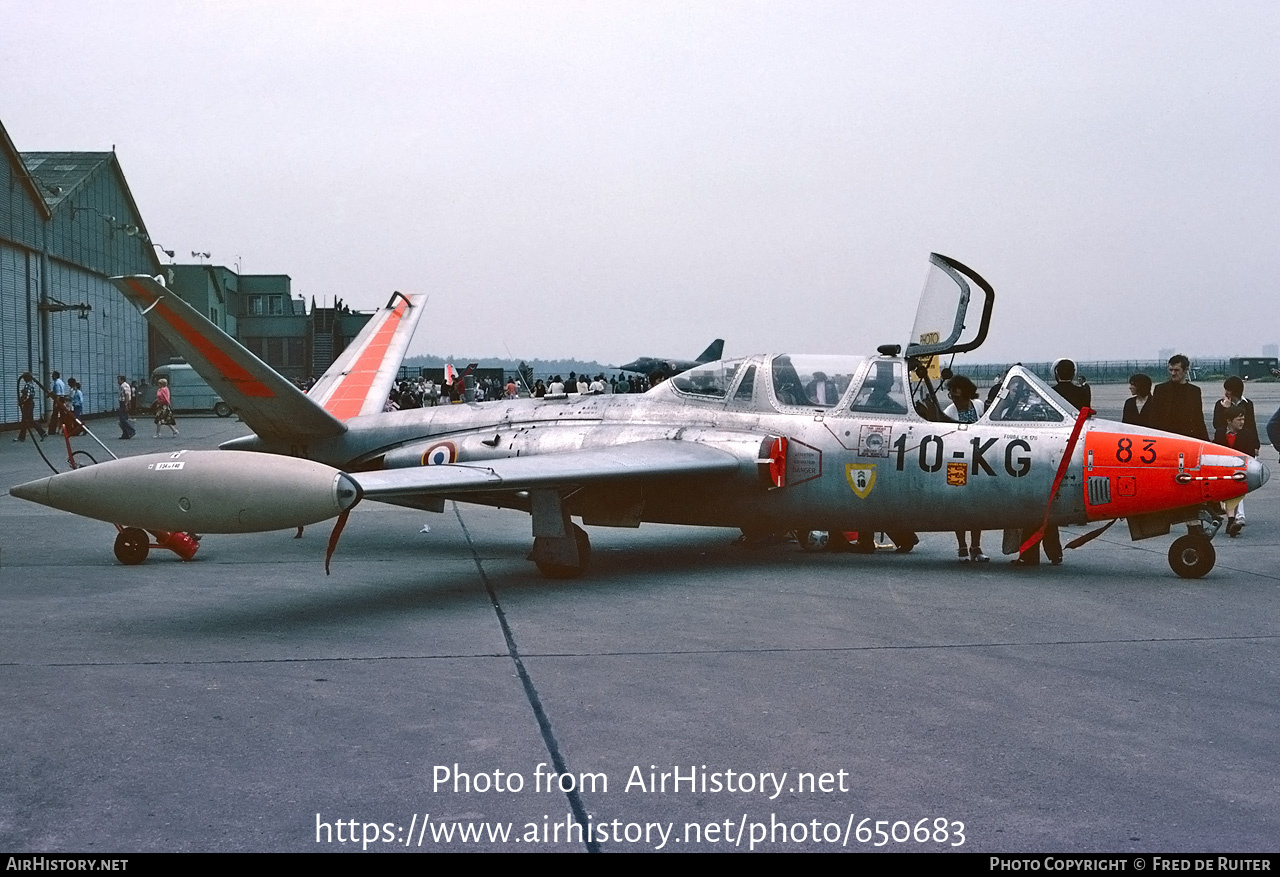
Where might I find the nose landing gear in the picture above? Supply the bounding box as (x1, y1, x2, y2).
(1167, 509, 1222, 579)
(1167, 534, 1215, 579)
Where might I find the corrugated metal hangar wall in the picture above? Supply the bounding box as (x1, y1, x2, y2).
(1, 120, 159, 427)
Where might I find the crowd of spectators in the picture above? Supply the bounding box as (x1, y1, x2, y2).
(379, 371, 658, 409)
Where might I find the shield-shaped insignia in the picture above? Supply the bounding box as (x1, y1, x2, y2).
(845, 463, 876, 498)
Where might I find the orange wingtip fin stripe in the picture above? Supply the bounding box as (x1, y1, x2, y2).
(153, 300, 276, 399)
(323, 299, 409, 420)
(124, 278, 163, 308)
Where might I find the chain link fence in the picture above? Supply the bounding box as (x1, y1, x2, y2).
(955, 359, 1249, 385)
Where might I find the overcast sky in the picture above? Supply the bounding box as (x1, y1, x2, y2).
(4, 1, 1277, 366)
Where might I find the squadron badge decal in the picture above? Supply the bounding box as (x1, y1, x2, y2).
(846, 463, 876, 498)
(858, 425, 891, 458)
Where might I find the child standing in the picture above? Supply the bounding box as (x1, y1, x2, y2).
(1213, 404, 1259, 536)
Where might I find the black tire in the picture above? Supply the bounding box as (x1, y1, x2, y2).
(114, 528, 150, 565)
(1168, 533, 1215, 579)
(213, 401, 232, 418)
(795, 529, 829, 552)
(534, 525, 591, 579)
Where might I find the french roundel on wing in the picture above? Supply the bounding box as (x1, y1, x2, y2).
(421, 442, 458, 466)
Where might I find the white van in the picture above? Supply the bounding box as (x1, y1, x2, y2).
(150, 362, 232, 417)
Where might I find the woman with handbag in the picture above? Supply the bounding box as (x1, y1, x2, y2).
(153, 378, 179, 438)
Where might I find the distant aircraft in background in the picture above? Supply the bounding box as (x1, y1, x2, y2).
(617, 339, 724, 377)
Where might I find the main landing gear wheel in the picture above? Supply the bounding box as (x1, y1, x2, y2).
(795, 529, 829, 552)
(114, 527, 150, 565)
(1168, 533, 1215, 579)
(533, 524, 591, 579)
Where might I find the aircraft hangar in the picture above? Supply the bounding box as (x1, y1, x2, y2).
(1, 117, 372, 426)
(0, 118, 159, 427)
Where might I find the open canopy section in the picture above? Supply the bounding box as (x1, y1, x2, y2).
(904, 253, 995, 358)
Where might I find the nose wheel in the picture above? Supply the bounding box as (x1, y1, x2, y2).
(1168, 533, 1215, 579)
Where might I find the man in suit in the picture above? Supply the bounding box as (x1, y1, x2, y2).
(1146, 354, 1208, 440)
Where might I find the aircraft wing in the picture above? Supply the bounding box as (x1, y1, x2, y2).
(351, 440, 742, 499)
(113, 275, 348, 442)
(304, 291, 425, 420)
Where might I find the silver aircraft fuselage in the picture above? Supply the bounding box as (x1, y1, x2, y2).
(224, 355, 1245, 536)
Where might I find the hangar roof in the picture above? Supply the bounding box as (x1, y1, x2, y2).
(20, 152, 114, 209)
(0, 120, 52, 221)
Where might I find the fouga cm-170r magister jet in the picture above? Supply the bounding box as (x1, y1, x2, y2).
(10, 254, 1269, 578)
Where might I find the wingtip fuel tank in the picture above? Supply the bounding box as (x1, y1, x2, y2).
(10, 451, 361, 533)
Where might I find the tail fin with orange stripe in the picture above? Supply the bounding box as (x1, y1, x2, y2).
(112, 276, 421, 442)
(305, 291, 425, 421)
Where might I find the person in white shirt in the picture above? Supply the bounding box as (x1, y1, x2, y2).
(117, 375, 136, 439)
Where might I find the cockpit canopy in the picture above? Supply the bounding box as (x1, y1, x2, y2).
(984, 370, 1069, 423)
(664, 253, 1028, 422)
(905, 253, 995, 359)
(668, 354, 909, 415)
(666, 358, 749, 400)
(768, 355, 860, 408)
(667, 356, 1071, 425)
